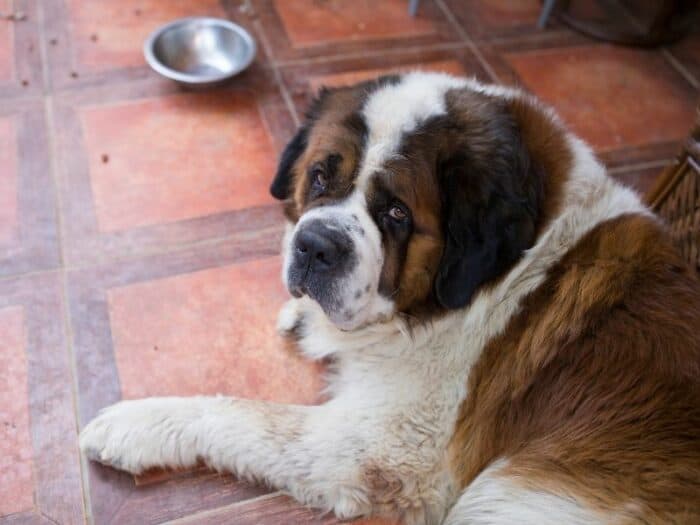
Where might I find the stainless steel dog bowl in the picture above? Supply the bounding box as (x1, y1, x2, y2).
(144, 17, 256, 87)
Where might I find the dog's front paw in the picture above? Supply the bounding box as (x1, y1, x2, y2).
(79, 397, 201, 474)
(277, 298, 305, 336)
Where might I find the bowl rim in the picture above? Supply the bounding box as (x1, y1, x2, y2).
(143, 16, 257, 84)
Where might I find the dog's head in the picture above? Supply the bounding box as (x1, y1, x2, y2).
(272, 73, 562, 330)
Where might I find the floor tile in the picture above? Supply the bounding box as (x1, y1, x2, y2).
(69, 245, 320, 524)
(105, 469, 268, 525)
(0, 116, 18, 243)
(80, 91, 277, 233)
(0, 273, 85, 524)
(0, 0, 15, 83)
(0, 306, 33, 517)
(108, 256, 324, 402)
(54, 78, 294, 265)
(255, 0, 459, 62)
(172, 492, 398, 525)
(502, 44, 697, 152)
(443, 0, 543, 40)
(273, 0, 435, 48)
(0, 104, 60, 277)
(0, 0, 42, 101)
(67, 0, 225, 73)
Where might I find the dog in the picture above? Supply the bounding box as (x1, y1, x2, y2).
(80, 73, 700, 524)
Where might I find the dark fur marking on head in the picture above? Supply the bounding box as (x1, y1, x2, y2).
(433, 91, 544, 309)
(271, 126, 308, 200)
(343, 111, 368, 147)
(270, 88, 338, 201)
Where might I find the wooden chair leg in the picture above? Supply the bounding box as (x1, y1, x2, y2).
(538, 0, 558, 28)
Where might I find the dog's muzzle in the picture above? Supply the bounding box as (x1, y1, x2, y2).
(286, 219, 356, 312)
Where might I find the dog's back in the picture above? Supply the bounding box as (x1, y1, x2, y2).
(447, 213, 700, 524)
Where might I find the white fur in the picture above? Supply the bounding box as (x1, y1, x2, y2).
(358, 72, 467, 190)
(444, 460, 610, 525)
(80, 74, 650, 524)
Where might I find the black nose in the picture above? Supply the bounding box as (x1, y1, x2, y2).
(295, 228, 341, 270)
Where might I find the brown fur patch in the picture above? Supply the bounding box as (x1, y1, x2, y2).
(508, 97, 571, 233)
(284, 77, 401, 221)
(370, 153, 444, 312)
(448, 213, 700, 522)
(388, 91, 573, 316)
(291, 90, 366, 217)
(362, 464, 405, 505)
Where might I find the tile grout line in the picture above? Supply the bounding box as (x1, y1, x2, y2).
(39, 510, 61, 525)
(161, 492, 287, 525)
(608, 158, 674, 174)
(273, 41, 470, 68)
(0, 222, 283, 284)
(661, 48, 699, 90)
(433, 0, 501, 83)
(48, 96, 96, 525)
(37, 0, 93, 516)
(34, 0, 51, 96)
(0, 266, 63, 284)
(36, 28, 64, 271)
(471, 29, 579, 47)
(247, 0, 301, 127)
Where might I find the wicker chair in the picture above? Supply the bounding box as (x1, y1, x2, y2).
(646, 107, 700, 272)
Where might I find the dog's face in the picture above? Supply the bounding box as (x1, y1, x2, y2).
(271, 74, 545, 330)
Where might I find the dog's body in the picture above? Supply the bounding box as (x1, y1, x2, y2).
(80, 74, 700, 524)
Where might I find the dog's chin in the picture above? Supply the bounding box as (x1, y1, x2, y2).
(325, 310, 367, 332)
(314, 297, 393, 332)
(310, 294, 365, 332)
(285, 271, 393, 332)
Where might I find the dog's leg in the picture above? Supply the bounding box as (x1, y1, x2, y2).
(80, 396, 373, 518)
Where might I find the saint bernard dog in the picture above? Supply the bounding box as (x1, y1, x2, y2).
(80, 73, 700, 524)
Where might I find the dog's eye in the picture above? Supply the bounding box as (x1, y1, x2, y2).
(388, 205, 407, 221)
(310, 167, 326, 194)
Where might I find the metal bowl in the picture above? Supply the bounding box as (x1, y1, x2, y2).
(144, 17, 256, 87)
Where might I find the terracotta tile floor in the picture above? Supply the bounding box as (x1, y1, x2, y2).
(0, 1, 697, 524)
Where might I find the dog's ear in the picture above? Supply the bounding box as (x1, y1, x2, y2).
(434, 126, 542, 310)
(270, 126, 308, 200)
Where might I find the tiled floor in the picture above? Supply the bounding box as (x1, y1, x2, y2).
(0, 1, 697, 524)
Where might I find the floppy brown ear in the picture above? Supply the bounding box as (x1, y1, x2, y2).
(270, 126, 308, 200)
(434, 110, 543, 309)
